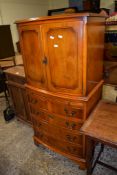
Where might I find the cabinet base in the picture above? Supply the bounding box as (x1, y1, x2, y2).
(33, 136, 86, 170)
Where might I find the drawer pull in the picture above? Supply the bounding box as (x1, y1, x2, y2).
(31, 99, 38, 104)
(71, 111, 77, 116)
(66, 135, 77, 142)
(66, 121, 69, 127)
(65, 122, 76, 130)
(48, 114, 54, 119)
(64, 108, 77, 117)
(71, 123, 76, 129)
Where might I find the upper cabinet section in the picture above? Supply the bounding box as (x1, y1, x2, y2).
(19, 25, 47, 89)
(42, 21, 84, 95)
(17, 13, 105, 97)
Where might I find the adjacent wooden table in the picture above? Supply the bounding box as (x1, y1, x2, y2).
(80, 100, 117, 175)
(4, 66, 32, 124)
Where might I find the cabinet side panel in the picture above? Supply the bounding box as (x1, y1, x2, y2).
(87, 17, 105, 94)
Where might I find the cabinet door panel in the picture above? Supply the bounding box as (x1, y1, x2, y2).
(20, 26, 47, 89)
(42, 21, 83, 95)
(8, 85, 26, 120)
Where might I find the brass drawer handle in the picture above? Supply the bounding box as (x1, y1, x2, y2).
(31, 99, 38, 104)
(64, 108, 77, 117)
(71, 111, 77, 116)
(48, 114, 54, 119)
(71, 123, 76, 129)
(66, 135, 77, 142)
(65, 122, 76, 130)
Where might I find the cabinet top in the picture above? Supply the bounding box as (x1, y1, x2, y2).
(15, 13, 106, 24)
(4, 66, 25, 78)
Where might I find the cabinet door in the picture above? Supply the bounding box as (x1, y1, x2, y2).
(19, 25, 47, 89)
(42, 21, 84, 95)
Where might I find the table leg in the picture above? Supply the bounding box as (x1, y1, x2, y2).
(86, 137, 95, 175)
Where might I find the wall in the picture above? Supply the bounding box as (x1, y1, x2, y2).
(49, 0, 69, 9)
(0, 0, 115, 52)
(49, 0, 115, 11)
(0, 0, 48, 51)
(100, 0, 114, 10)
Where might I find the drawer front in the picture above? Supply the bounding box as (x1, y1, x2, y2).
(33, 117, 83, 146)
(27, 89, 84, 119)
(28, 92, 48, 110)
(30, 106, 83, 131)
(49, 100, 84, 119)
(30, 107, 48, 121)
(6, 74, 25, 85)
(34, 129, 83, 158)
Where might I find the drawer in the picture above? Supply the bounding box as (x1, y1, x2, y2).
(28, 89, 84, 119)
(30, 106, 49, 121)
(47, 112, 83, 130)
(34, 129, 83, 158)
(6, 74, 25, 85)
(49, 100, 84, 119)
(30, 107, 83, 131)
(28, 92, 48, 110)
(33, 117, 83, 146)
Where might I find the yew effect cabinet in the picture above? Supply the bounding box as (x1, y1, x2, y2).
(16, 13, 105, 169)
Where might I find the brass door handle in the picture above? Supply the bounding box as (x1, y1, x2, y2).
(43, 57, 48, 64)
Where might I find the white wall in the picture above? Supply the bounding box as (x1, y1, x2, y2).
(49, 0, 69, 9)
(100, 0, 114, 9)
(0, 0, 115, 52)
(49, 0, 115, 11)
(0, 0, 48, 51)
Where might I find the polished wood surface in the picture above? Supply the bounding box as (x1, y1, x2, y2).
(18, 15, 105, 97)
(81, 100, 117, 147)
(42, 21, 83, 95)
(81, 100, 117, 174)
(15, 13, 106, 24)
(26, 80, 102, 168)
(16, 13, 106, 169)
(4, 66, 25, 78)
(4, 66, 32, 124)
(20, 26, 47, 89)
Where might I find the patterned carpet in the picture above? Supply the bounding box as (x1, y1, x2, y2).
(0, 97, 117, 175)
